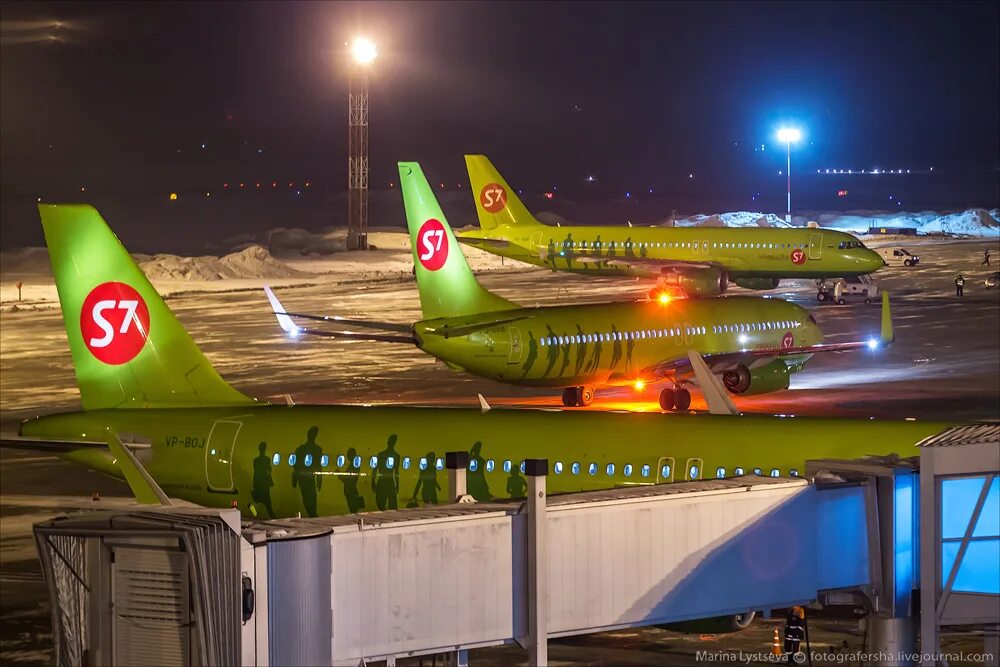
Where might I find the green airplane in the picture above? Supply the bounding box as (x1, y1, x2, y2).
(267, 162, 892, 410)
(2, 205, 949, 528)
(456, 155, 884, 297)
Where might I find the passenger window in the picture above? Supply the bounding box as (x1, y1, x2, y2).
(661, 464, 671, 479)
(419, 457, 428, 471)
(770, 468, 780, 477)
(369, 456, 378, 469)
(469, 459, 478, 472)
(272, 452, 281, 465)
(588, 462, 598, 475)
(321, 454, 330, 467)
(288, 454, 297, 466)
(641, 464, 651, 478)
(735, 467, 744, 475)
(386, 456, 395, 469)
(353, 455, 362, 469)
(503, 459, 512, 473)
(554, 461, 563, 474)
(716, 467, 726, 478)
(520, 461, 526, 474)
(486, 459, 495, 472)
(689, 464, 700, 479)
(753, 467, 762, 475)
(624, 464, 633, 477)
(606, 463, 615, 476)
(435, 457, 445, 470)
(337, 454, 346, 467)
(571, 461, 581, 475)
(790, 469, 799, 477)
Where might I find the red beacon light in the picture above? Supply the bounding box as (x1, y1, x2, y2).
(837, 189, 848, 197)
(223, 182, 230, 189)
(544, 192, 554, 199)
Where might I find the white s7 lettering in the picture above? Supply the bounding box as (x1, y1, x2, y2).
(89, 300, 117, 348)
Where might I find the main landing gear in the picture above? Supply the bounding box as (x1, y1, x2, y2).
(658, 386, 691, 411)
(561, 385, 595, 407)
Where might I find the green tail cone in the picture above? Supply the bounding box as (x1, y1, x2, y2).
(397, 162, 517, 319)
(39, 204, 256, 409)
(465, 154, 543, 230)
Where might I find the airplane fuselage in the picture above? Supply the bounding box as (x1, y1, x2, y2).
(20, 406, 947, 520)
(414, 296, 822, 387)
(458, 226, 884, 282)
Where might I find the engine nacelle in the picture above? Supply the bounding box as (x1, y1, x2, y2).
(733, 277, 780, 290)
(659, 267, 729, 296)
(659, 611, 757, 634)
(722, 360, 791, 395)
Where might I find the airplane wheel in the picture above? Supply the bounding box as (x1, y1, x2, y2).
(576, 385, 595, 407)
(837, 298, 846, 305)
(658, 387, 675, 411)
(674, 388, 692, 411)
(817, 292, 827, 302)
(561, 388, 578, 407)
(864, 297, 872, 305)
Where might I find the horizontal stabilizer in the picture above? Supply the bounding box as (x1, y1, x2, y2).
(264, 286, 416, 343)
(0, 434, 106, 453)
(420, 315, 533, 338)
(457, 237, 512, 250)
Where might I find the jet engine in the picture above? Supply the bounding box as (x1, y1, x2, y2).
(722, 359, 790, 395)
(659, 267, 729, 296)
(733, 277, 780, 290)
(659, 611, 757, 634)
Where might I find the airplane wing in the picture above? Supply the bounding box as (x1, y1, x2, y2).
(640, 291, 894, 381)
(264, 286, 417, 344)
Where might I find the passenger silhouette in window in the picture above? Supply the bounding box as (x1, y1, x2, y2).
(292, 426, 324, 517)
(542, 325, 560, 377)
(467, 441, 492, 501)
(546, 237, 557, 268)
(372, 434, 401, 511)
(521, 331, 538, 377)
(593, 235, 603, 265)
(562, 233, 575, 269)
(625, 331, 636, 372)
(251, 441, 275, 519)
(609, 324, 623, 369)
(624, 236, 635, 258)
(339, 446, 365, 513)
(573, 324, 588, 376)
(506, 466, 528, 500)
(607, 239, 617, 258)
(410, 450, 440, 507)
(587, 330, 603, 371)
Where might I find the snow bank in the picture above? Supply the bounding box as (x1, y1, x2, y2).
(674, 212, 793, 228)
(807, 208, 999, 237)
(139, 245, 310, 281)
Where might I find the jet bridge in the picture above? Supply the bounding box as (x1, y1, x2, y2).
(32, 428, 1000, 666)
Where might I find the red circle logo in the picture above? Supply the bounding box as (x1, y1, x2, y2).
(479, 183, 507, 213)
(80, 282, 150, 365)
(781, 331, 794, 349)
(416, 219, 449, 271)
(790, 248, 806, 265)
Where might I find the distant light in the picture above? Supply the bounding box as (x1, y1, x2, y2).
(633, 379, 646, 391)
(867, 338, 879, 350)
(305, 181, 311, 187)
(585, 175, 595, 182)
(288, 182, 294, 188)
(388, 182, 394, 188)
(80, 186, 86, 192)
(930, 167, 934, 171)
(658, 293, 671, 305)
(272, 181, 278, 188)
(777, 127, 802, 143)
(256, 182, 261, 188)
(37, 197, 42, 202)
(439, 182, 445, 189)
(544, 192, 554, 199)
(778, 170, 783, 175)
(201, 143, 206, 149)
(223, 182, 230, 189)
(625, 192, 631, 198)
(289, 326, 301, 339)
(648, 187, 653, 194)
(738, 334, 748, 344)
(848, 170, 853, 174)
(838, 190, 848, 197)
(688, 173, 693, 179)
(205, 192, 211, 197)
(825, 169, 830, 173)
(257, 147, 264, 154)
(169, 192, 178, 201)
(239, 182, 245, 188)
(350, 37, 377, 66)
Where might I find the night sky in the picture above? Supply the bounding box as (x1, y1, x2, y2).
(1, 1, 998, 252)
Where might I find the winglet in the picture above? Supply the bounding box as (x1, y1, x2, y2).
(478, 393, 492, 414)
(264, 285, 299, 335)
(105, 432, 172, 505)
(686, 350, 741, 416)
(880, 291, 894, 345)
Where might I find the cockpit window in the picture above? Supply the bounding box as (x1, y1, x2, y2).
(838, 240, 867, 250)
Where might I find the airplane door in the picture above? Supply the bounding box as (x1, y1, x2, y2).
(529, 231, 543, 258)
(507, 327, 522, 364)
(656, 456, 675, 483)
(205, 420, 242, 492)
(808, 233, 823, 260)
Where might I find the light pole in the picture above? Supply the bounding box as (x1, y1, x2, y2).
(348, 37, 376, 250)
(776, 127, 801, 224)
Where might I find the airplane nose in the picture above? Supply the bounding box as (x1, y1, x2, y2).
(862, 249, 883, 273)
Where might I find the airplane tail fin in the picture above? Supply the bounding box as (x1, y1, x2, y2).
(397, 163, 517, 319)
(38, 204, 256, 410)
(464, 155, 544, 230)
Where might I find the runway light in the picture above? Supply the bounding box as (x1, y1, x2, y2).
(288, 326, 301, 339)
(657, 293, 671, 305)
(169, 192, 178, 201)
(633, 379, 646, 391)
(867, 338, 879, 350)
